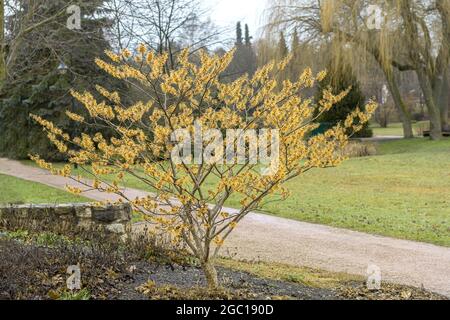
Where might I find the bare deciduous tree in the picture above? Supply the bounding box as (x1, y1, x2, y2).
(104, 0, 223, 69)
(267, 0, 450, 139)
(0, 0, 75, 87)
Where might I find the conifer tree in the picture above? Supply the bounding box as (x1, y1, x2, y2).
(276, 31, 289, 84)
(316, 57, 373, 137)
(225, 22, 257, 81)
(236, 21, 243, 46)
(291, 29, 300, 56)
(245, 23, 252, 46)
(289, 28, 301, 81)
(278, 31, 289, 58)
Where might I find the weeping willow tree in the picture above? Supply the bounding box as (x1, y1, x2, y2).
(267, 0, 450, 140)
(397, 0, 450, 136)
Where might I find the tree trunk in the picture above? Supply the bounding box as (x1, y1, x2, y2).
(419, 74, 442, 140)
(439, 71, 449, 131)
(0, 0, 6, 88)
(399, 111, 414, 138)
(431, 67, 448, 133)
(429, 109, 443, 140)
(202, 260, 219, 289)
(384, 70, 414, 138)
(422, 101, 443, 141)
(427, 103, 442, 140)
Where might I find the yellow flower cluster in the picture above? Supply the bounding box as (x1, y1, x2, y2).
(70, 90, 114, 119)
(115, 101, 151, 123)
(66, 111, 85, 123)
(96, 85, 121, 104)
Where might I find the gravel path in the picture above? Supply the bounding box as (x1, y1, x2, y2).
(1, 157, 449, 297)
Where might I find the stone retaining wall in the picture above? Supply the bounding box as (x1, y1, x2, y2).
(0, 203, 132, 235)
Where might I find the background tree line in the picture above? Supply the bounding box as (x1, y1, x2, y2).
(266, 0, 450, 140)
(0, 0, 448, 161)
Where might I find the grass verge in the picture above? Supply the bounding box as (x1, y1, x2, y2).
(217, 258, 360, 289)
(0, 173, 90, 204)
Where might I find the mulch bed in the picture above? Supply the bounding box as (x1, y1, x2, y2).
(0, 237, 447, 300)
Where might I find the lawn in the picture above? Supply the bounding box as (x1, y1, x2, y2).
(24, 138, 450, 246)
(370, 121, 429, 137)
(260, 138, 450, 246)
(0, 174, 90, 204)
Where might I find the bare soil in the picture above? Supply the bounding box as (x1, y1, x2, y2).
(0, 238, 446, 300)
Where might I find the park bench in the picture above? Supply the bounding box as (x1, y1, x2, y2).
(423, 130, 450, 137)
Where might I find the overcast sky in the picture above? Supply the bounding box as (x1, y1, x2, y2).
(204, 0, 269, 42)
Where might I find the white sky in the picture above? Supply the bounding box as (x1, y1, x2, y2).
(204, 0, 269, 42)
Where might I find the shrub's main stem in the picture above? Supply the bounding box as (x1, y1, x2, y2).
(202, 260, 219, 289)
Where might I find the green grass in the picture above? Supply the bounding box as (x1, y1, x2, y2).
(261, 138, 450, 246)
(218, 258, 360, 289)
(57, 288, 91, 300)
(23, 138, 450, 246)
(370, 121, 429, 137)
(0, 174, 90, 204)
